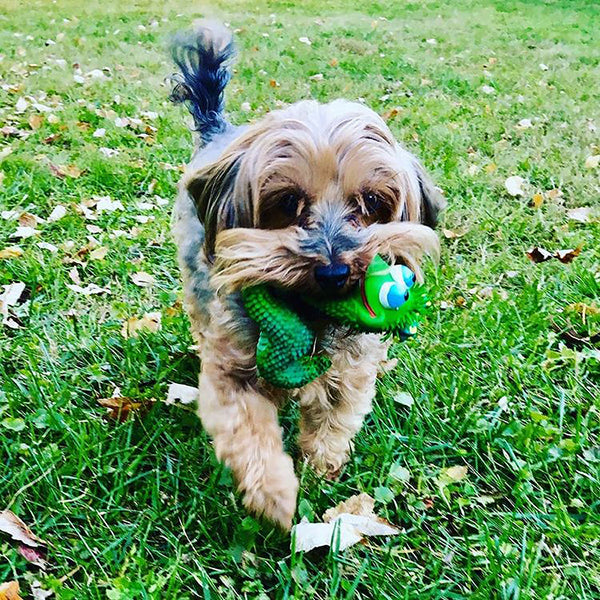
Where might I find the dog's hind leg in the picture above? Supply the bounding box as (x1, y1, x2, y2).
(298, 334, 387, 477)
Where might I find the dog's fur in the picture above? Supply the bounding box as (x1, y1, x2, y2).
(170, 21, 445, 529)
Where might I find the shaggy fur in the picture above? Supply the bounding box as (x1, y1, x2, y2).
(170, 21, 445, 529)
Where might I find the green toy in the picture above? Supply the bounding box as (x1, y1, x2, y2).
(241, 255, 428, 389)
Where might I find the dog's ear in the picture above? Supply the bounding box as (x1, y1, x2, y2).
(413, 160, 446, 229)
(181, 152, 252, 259)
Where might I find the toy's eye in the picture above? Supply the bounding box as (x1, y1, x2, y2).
(390, 265, 416, 289)
(362, 191, 382, 212)
(379, 281, 409, 310)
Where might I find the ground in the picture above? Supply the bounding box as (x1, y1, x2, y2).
(1, 0, 599, 598)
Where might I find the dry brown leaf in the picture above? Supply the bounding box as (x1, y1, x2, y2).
(323, 493, 376, 522)
(442, 228, 468, 239)
(17, 544, 49, 569)
(382, 107, 400, 121)
(555, 247, 581, 264)
(28, 114, 44, 130)
(121, 311, 162, 338)
(97, 393, 154, 422)
(0, 510, 45, 547)
(0, 247, 23, 259)
(130, 271, 155, 287)
(18, 212, 41, 228)
(527, 246, 582, 264)
(526, 247, 554, 263)
(484, 163, 497, 173)
(49, 163, 83, 179)
(0, 581, 22, 600)
(329, 58, 339, 67)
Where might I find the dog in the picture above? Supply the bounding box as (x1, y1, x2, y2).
(169, 21, 445, 529)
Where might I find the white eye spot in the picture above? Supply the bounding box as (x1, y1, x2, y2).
(379, 281, 408, 310)
(390, 265, 416, 288)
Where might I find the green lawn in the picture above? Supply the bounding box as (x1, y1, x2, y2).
(1, 0, 599, 598)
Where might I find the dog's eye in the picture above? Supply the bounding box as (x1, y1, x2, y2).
(280, 191, 301, 216)
(362, 191, 382, 212)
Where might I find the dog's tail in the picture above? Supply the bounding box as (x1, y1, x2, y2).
(168, 21, 234, 145)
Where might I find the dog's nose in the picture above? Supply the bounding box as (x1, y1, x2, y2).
(314, 262, 350, 292)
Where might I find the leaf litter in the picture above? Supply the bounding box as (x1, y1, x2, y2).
(292, 493, 399, 553)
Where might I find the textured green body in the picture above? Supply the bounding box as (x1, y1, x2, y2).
(241, 255, 428, 389)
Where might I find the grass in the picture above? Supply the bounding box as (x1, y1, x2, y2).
(1, 0, 599, 598)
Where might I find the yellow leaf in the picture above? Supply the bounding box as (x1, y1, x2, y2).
(121, 311, 162, 338)
(28, 114, 44, 130)
(89, 246, 109, 260)
(531, 193, 544, 209)
(0, 247, 23, 259)
(0, 581, 22, 600)
(444, 465, 468, 482)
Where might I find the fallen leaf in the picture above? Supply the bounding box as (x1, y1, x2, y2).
(442, 465, 468, 482)
(0, 581, 22, 600)
(526, 247, 554, 263)
(121, 311, 162, 338)
(0, 247, 23, 259)
(0, 510, 45, 547)
(382, 107, 400, 121)
(485, 163, 497, 173)
(165, 383, 198, 406)
(89, 246, 108, 260)
(393, 391, 414, 407)
(505, 175, 525, 196)
(567, 302, 600, 317)
(94, 196, 123, 212)
(516, 118, 533, 129)
(49, 163, 83, 178)
(555, 247, 581, 264)
(18, 212, 41, 228)
(531, 193, 544, 209)
(28, 114, 44, 130)
(47, 205, 67, 222)
(30, 581, 53, 600)
(481, 85, 496, 95)
(66, 283, 110, 295)
(585, 155, 599, 169)
(293, 493, 399, 553)
(567, 207, 591, 223)
(442, 228, 468, 239)
(97, 391, 154, 421)
(130, 271, 155, 287)
(15, 97, 28, 113)
(17, 544, 48, 569)
(37, 242, 58, 253)
(298, 36, 312, 45)
(323, 493, 376, 522)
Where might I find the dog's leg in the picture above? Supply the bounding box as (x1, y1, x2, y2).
(198, 346, 298, 529)
(298, 334, 388, 476)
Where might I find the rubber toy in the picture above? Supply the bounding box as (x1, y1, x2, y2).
(241, 255, 427, 388)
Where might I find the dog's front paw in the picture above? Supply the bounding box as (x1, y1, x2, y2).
(240, 452, 299, 530)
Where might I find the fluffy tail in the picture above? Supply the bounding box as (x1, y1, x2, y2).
(168, 21, 234, 144)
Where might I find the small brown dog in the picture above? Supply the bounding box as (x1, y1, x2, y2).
(170, 22, 444, 529)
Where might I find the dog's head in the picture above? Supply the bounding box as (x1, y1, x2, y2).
(181, 99, 445, 295)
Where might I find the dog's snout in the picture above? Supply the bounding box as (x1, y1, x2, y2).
(314, 262, 350, 292)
